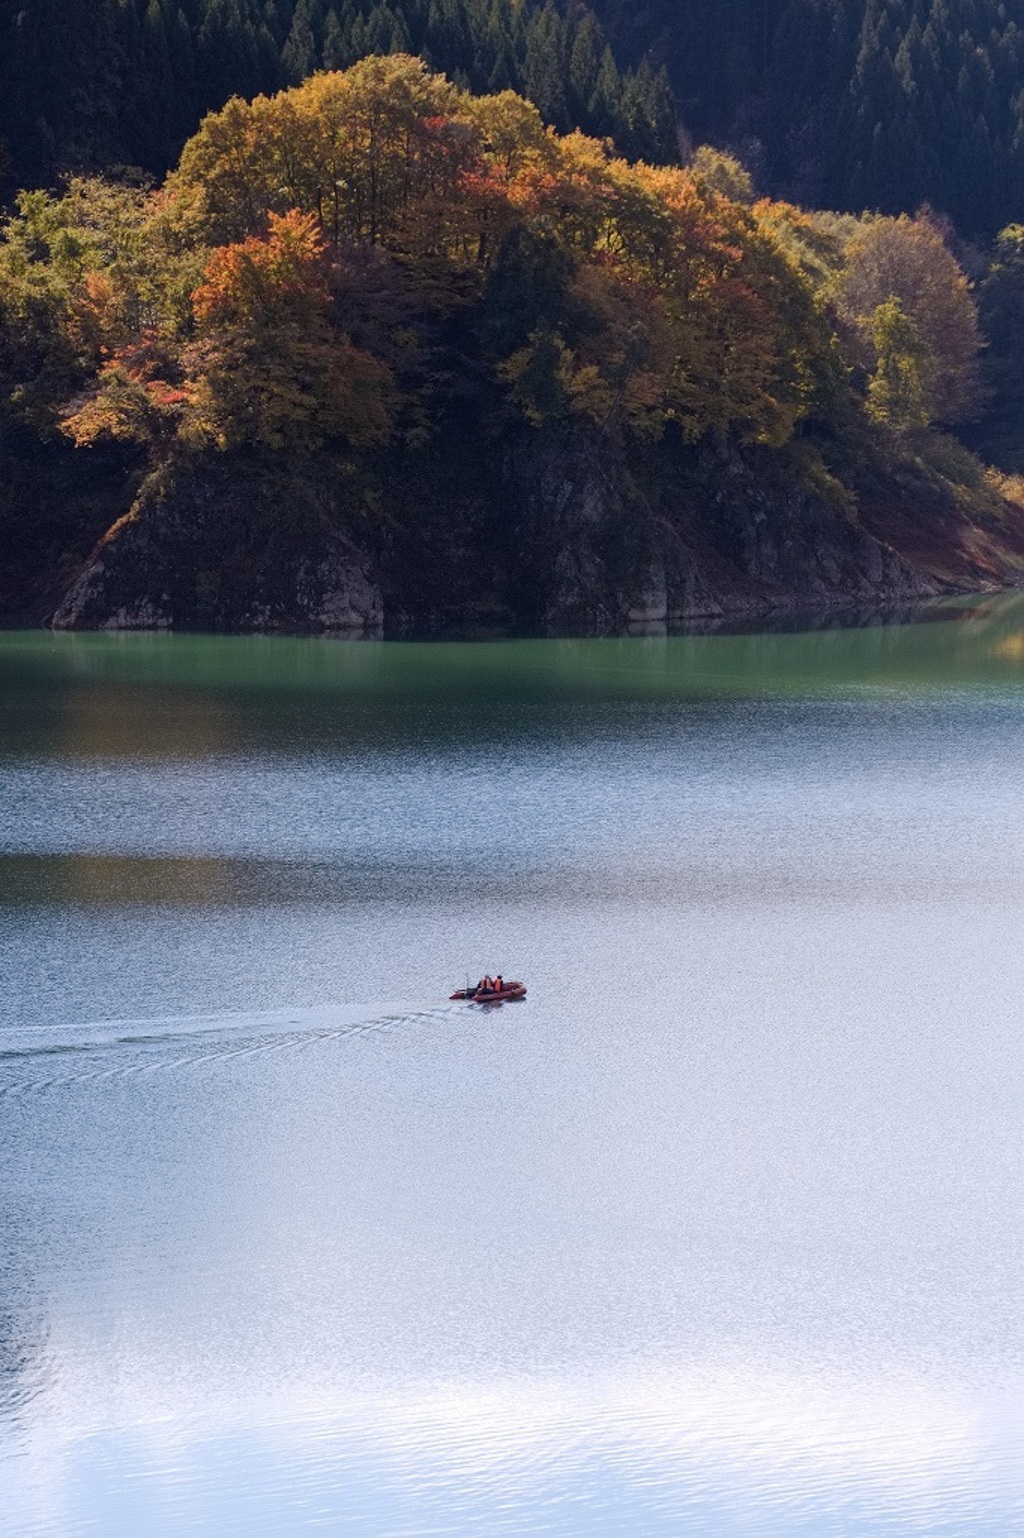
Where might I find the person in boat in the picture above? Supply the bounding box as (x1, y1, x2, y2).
(478, 975, 493, 994)
(494, 975, 503, 993)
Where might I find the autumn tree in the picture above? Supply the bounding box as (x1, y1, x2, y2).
(169, 57, 477, 249)
(831, 213, 983, 426)
(62, 336, 187, 448)
(690, 145, 755, 204)
(185, 208, 394, 451)
(0, 176, 192, 430)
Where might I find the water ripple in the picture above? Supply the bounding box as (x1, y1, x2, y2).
(0, 1002, 460, 1097)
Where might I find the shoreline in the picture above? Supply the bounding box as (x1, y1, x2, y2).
(3, 585, 1013, 644)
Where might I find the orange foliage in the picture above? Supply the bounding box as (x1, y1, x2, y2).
(186, 210, 393, 453)
(62, 335, 185, 447)
(192, 209, 330, 327)
(50, 57, 917, 460)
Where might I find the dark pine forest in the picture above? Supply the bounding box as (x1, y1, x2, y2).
(5, 1, 1024, 237)
(0, 0, 678, 192)
(593, 0, 1024, 236)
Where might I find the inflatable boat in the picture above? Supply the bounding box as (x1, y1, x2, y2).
(450, 980, 527, 1003)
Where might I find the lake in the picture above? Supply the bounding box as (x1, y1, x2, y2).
(2, 599, 1024, 1536)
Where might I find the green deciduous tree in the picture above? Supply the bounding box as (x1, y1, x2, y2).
(832, 212, 982, 426)
(866, 295, 930, 428)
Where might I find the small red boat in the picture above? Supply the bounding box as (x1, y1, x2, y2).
(450, 980, 527, 1003)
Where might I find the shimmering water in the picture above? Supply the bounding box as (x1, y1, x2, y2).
(3, 599, 1024, 1535)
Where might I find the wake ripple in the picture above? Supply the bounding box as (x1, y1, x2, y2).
(0, 1001, 460, 1098)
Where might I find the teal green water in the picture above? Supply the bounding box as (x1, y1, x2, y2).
(2, 599, 1024, 1535)
(3, 591, 1022, 701)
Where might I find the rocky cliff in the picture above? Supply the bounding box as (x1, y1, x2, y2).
(52, 453, 383, 636)
(45, 426, 1024, 637)
(505, 432, 944, 634)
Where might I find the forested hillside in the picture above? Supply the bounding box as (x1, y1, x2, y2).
(593, 0, 1024, 235)
(5, 12, 1024, 630)
(5, 56, 1024, 633)
(0, 0, 676, 193)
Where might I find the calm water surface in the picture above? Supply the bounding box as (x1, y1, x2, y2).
(2, 599, 1024, 1535)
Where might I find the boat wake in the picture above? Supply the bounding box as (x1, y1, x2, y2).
(0, 1000, 458, 1098)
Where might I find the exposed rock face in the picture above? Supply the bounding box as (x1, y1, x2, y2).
(505, 430, 940, 635)
(46, 429, 1024, 638)
(52, 453, 382, 637)
(664, 454, 941, 621)
(505, 429, 670, 634)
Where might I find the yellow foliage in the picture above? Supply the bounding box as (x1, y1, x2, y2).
(183, 328, 393, 453)
(831, 213, 983, 426)
(7, 57, 909, 461)
(186, 210, 393, 452)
